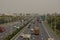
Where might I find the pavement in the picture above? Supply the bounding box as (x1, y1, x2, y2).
(0, 16, 60, 40)
(15, 17, 48, 40)
(42, 21, 60, 40)
(10, 16, 34, 40)
(16, 17, 60, 40)
(0, 16, 31, 40)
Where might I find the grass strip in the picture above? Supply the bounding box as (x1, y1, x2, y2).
(3, 18, 33, 40)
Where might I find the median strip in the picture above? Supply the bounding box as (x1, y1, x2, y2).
(11, 20, 32, 40)
(3, 18, 33, 40)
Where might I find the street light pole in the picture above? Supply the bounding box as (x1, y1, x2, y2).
(54, 13, 56, 33)
(51, 16, 52, 29)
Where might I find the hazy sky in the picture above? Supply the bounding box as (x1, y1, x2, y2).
(0, 0, 60, 14)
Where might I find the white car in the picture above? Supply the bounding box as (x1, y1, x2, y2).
(48, 38, 54, 40)
(20, 34, 31, 39)
(30, 28, 34, 31)
(14, 26, 20, 29)
(14, 26, 16, 28)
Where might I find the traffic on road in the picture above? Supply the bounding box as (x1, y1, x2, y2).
(0, 16, 32, 40)
(0, 16, 60, 40)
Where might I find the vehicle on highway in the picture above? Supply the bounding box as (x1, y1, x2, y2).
(20, 34, 31, 40)
(28, 25, 31, 28)
(34, 27, 40, 35)
(39, 21, 41, 23)
(37, 18, 41, 23)
(33, 22, 35, 24)
(30, 27, 40, 35)
(48, 38, 54, 40)
(30, 28, 34, 35)
(0, 26, 5, 32)
(14, 26, 20, 29)
(30, 28, 34, 32)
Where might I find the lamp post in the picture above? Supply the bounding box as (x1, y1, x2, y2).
(51, 16, 52, 29)
(54, 13, 56, 33)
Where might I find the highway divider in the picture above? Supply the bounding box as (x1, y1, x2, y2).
(3, 17, 33, 40)
(11, 19, 33, 40)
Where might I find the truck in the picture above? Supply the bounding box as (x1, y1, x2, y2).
(34, 27, 40, 35)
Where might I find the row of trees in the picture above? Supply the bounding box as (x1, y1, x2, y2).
(0, 15, 22, 24)
(46, 14, 60, 30)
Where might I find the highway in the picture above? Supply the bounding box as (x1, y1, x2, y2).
(0, 16, 60, 40)
(16, 17, 60, 40)
(16, 17, 49, 40)
(0, 16, 32, 40)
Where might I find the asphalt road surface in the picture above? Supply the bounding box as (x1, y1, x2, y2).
(0, 16, 60, 40)
(0, 16, 31, 40)
(16, 18, 48, 40)
(16, 17, 60, 40)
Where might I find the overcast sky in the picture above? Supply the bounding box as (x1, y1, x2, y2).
(0, 0, 60, 14)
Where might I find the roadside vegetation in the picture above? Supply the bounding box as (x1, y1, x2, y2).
(46, 14, 60, 37)
(0, 15, 23, 24)
(3, 18, 33, 40)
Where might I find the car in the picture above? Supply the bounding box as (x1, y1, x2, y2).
(14, 26, 20, 29)
(39, 21, 41, 23)
(14, 26, 16, 28)
(30, 28, 34, 34)
(20, 34, 31, 39)
(30, 28, 34, 31)
(0, 26, 5, 32)
(28, 25, 31, 28)
(28, 26, 30, 28)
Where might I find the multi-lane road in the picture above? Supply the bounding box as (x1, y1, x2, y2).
(16, 17, 49, 40)
(15, 17, 60, 40)
(0, 16, 32, 40)
(0, 16, 60, 40)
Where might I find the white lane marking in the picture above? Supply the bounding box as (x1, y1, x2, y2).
(0, 36, 3, 38)
(41, 34, 44, 40)
(41, 33, 43, 37)
(42, 21, 51, 38)
(12, 18, 34, 40)
(41, 37, 43, 40)
(32, 37, 35, 40)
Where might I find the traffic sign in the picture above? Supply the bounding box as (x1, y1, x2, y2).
(41, 15, 45, 21)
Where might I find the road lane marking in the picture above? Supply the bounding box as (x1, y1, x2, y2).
(41, 37, 43, 40)
(42, 21, 51, 38)
(41, 34, 44, 40)
(11, 18, 34, 40)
